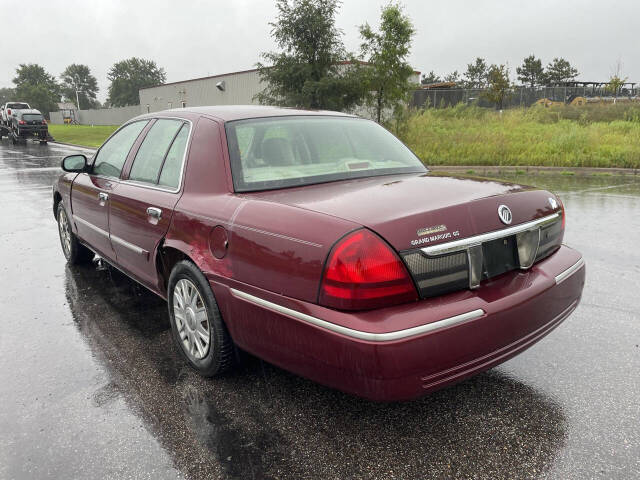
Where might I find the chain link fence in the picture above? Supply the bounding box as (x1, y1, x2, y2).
(412, 85, 640, 109)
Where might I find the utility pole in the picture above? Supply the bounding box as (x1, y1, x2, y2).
(74, 76, 82, 111)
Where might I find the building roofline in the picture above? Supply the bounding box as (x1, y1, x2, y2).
(140, 62, 421, 92)
(140, 68, 260, 91)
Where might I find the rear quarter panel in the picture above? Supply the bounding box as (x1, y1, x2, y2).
(166, 116, 360, 302)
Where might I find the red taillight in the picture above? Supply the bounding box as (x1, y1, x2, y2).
(7, 109, 11, 115)
(42, 119, 47, 125)
(18, 120, 25, 125)
(319, 229, 418, 311)
(557, 196, 565, 229)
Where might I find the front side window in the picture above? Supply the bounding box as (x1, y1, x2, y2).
(225, 116, 426, 192)
(129, 119, 184, 184)
(93, 121, 148, 178)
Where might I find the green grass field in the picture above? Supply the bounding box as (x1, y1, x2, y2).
(399, 103, 640, 169)
(48, 124, 118, 148)
(47, 103, 640, 168)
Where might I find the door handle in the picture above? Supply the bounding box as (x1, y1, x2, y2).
(98, 192, 109, 201)
(146, 207, 162, 219)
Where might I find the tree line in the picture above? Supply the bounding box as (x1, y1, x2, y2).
(1, 0, 631, 119)
(421, 55, 580, 88)
(0, 58, 166, 117)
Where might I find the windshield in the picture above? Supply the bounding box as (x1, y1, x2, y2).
(225, 116, 426, 192)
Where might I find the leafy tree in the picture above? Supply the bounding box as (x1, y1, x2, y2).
(12, 64, 60, 116)
(444, 71, 460, 83)
(107, 58, 166, 107)
(483, 64, 512, 109)
(359, 3, 416, 123)
(463, 57, 488, 88)
(516, 55, 545, 87)
(605, 60, 627, 103)
(60, 64, 99, 110)
(606, 75, 626, 102)
(421, 71, 441, 85)
(545, 58, 579, 84)
(256, 0, 365, 111)
(0, 87, 16, 105)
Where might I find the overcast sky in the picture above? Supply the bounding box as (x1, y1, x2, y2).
(1, 0, 637, 102)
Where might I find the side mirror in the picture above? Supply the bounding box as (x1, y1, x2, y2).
(61, 154, 88, 173)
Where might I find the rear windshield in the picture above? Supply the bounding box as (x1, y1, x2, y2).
(8, 103, 29, 109)
(225, 116, 426, 192)
(23, 114, 43, 122)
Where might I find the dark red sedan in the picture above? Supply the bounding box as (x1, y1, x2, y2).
(53, 106, 585, 401)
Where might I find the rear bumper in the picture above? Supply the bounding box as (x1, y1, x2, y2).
(214, 245, 585, 401)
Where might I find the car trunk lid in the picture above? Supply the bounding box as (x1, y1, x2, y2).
(245, 172, 560, 252)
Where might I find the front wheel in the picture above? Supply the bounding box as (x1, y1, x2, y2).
(56, 202, 94, 264)
(168, 260, 235, 376)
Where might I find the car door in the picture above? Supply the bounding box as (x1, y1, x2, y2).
(71, 120, 149, 260)
(108, 118, 191, 289)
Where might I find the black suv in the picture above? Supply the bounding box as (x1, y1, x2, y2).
(11, 109, 48, 144)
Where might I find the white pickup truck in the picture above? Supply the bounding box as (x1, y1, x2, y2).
(1, 102, 31, 128)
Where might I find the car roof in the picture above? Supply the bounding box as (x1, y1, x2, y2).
(136, 105, 357, 123)
(19, 109, 42, 115)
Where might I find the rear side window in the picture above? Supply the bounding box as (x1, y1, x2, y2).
(129, 119, 189, 188)
(158, 124, 190, 189)
(93, 121, 148, 178)
(129, 119, 184, 184)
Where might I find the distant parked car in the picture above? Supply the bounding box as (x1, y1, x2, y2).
(1, 101, 30, 127)
(9, 109, 48, 144)
(52, 106, 585, 401)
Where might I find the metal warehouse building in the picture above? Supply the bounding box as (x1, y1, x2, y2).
(139, 68, 263, 113)
(50, 66, 420, 124)
(139, 65, 421, 115)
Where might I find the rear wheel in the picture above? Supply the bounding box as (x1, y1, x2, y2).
(168, 260, 235, 376)
(56, 202, 94, 264)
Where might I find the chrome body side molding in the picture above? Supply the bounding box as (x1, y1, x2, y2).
(110, 233, 149, 256)
(230, 288, 485, 342)
(74, 215, 109, 237)
(555, 257, 585, 284)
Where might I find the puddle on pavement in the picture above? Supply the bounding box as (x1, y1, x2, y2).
(62, 260, 569, 480)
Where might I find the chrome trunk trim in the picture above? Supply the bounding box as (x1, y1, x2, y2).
(421, 213, 560, 256)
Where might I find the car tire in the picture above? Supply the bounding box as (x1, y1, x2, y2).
(56, 202, 94, 264)
(167, 260, 235, 377)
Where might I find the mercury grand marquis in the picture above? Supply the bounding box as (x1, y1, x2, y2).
(53, 106, 585, 401)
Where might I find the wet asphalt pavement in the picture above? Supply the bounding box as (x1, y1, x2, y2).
(0, 138, 638, 480)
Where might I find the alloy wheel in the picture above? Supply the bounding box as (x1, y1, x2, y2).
(58, 209, 72, 257)
(173, 278, 211, 360)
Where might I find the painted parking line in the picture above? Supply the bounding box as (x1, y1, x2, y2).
(559, 183, 639, 195)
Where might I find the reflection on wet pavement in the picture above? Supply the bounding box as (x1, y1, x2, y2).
(0, 140, 638, 479)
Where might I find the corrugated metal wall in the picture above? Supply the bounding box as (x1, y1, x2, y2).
(48, 105, 141, 125)
(139, 70, 263, 113)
